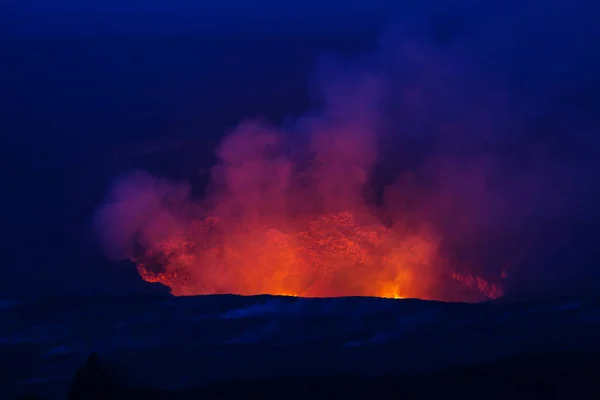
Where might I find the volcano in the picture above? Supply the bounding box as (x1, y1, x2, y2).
(132, 210, 503, 301)
(93, 35, 526, 304)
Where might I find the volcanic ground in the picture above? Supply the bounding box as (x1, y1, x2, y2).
(2, 294, 600, 399)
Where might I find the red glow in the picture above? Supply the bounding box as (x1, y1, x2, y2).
(132, 210, 502, 301)
(94, 36, 515, 302)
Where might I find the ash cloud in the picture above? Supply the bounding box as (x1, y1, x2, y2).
(93, 25, 600, 301)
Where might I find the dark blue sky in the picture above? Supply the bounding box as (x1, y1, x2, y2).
(0, 1, 594, 35)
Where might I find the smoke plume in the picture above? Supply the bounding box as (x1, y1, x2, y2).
(93, 26, 599, 301)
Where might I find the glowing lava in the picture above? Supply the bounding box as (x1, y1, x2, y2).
(94, 37, 515, 302)
(132, 211, 502, 301)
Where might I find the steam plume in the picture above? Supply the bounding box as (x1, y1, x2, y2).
(93, 27, 599, 301)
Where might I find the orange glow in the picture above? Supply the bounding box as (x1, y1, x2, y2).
(133, 210, 503, 301)
(94, 53, 512, 302)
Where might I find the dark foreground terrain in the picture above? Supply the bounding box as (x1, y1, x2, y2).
(3, 294, 600, 399)
(59, 351, 600, 399)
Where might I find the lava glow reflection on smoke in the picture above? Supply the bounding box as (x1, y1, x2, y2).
(132, 210, 464, 300)
(92, 33, 528, 303)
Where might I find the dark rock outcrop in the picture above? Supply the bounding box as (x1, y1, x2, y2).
(67, 353, 125, 400)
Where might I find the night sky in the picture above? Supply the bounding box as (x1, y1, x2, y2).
(1, 1, 599, 299)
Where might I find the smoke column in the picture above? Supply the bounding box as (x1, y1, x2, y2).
(93, 27, 599, 301)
